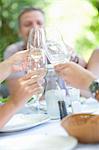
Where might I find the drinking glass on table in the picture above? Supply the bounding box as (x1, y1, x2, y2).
(27, 27, 47, 111)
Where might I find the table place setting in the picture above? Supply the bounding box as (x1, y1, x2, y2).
(0, 113, 49, 133)
(0, 27, 99, 150)
(1, 94, 99, 149)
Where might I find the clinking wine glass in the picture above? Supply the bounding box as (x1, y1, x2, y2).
(27, 27, 46, 111)
(44, 27, 73, 102)
(44, 27, 72, 65)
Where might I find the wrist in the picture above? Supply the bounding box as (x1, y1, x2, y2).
(83, 71, 96, 91)
(89, 79, 99, 101)
(9, 96, 25, 110)
(5, 100, 18, 113)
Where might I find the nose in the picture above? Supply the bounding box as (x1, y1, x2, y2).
(32, 23, 39, 28)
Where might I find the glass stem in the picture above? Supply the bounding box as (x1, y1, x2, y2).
(36, 95, 40, 111)
(36, 90, 43, 111)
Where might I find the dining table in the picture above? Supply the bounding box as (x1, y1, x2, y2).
(0, 119, 99, 150)
(0, 97, 99, 150)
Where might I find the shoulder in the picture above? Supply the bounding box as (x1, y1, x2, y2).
(4, 41, 24, 59)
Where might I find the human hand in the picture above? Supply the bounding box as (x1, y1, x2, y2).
(7, 50, 29, 72)
(9, 69, 46, 108)
(0, 50, 30, 83)
(54, 62, 96, 90)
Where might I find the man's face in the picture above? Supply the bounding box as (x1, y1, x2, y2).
(19, 11, 45, 42)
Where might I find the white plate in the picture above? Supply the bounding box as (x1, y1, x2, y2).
(0, 135, 78, 150)
(0, 114, 49, 133)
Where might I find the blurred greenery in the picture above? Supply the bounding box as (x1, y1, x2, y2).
(75, 0, 99, 60)
(0, 97, 9, 103)
(0, 0, 51, 61)
(0, 0, 99, 61)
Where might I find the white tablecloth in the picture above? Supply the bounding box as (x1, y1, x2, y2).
(0, 97, 99, 149)
(0, 119, 99, 150)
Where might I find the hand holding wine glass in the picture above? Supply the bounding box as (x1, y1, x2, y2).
(27, 27, 46, 111)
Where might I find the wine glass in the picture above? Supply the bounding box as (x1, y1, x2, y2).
(27, 27, 46, 71)
(44, 27, 71, 65)
(27, 27, 46, 111)
(44, 27, 74, 103)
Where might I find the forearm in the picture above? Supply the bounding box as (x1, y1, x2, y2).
(80, 73, 98, 98)
(80, 71, 96, 91)
(6, 79, 20, 95)
(87, 61, 99, 78)
(0, 59, 12, 83)
(0, 100, 20, 128)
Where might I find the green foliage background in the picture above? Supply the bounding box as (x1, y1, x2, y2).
(75, 0, 99, 60)
(0, 0, 51, 61)
(0, 0, 99, 61)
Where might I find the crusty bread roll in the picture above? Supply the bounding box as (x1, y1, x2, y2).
(61, 113, 99, 143)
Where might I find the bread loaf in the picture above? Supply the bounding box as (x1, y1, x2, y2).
(61, 113, 99, 143)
